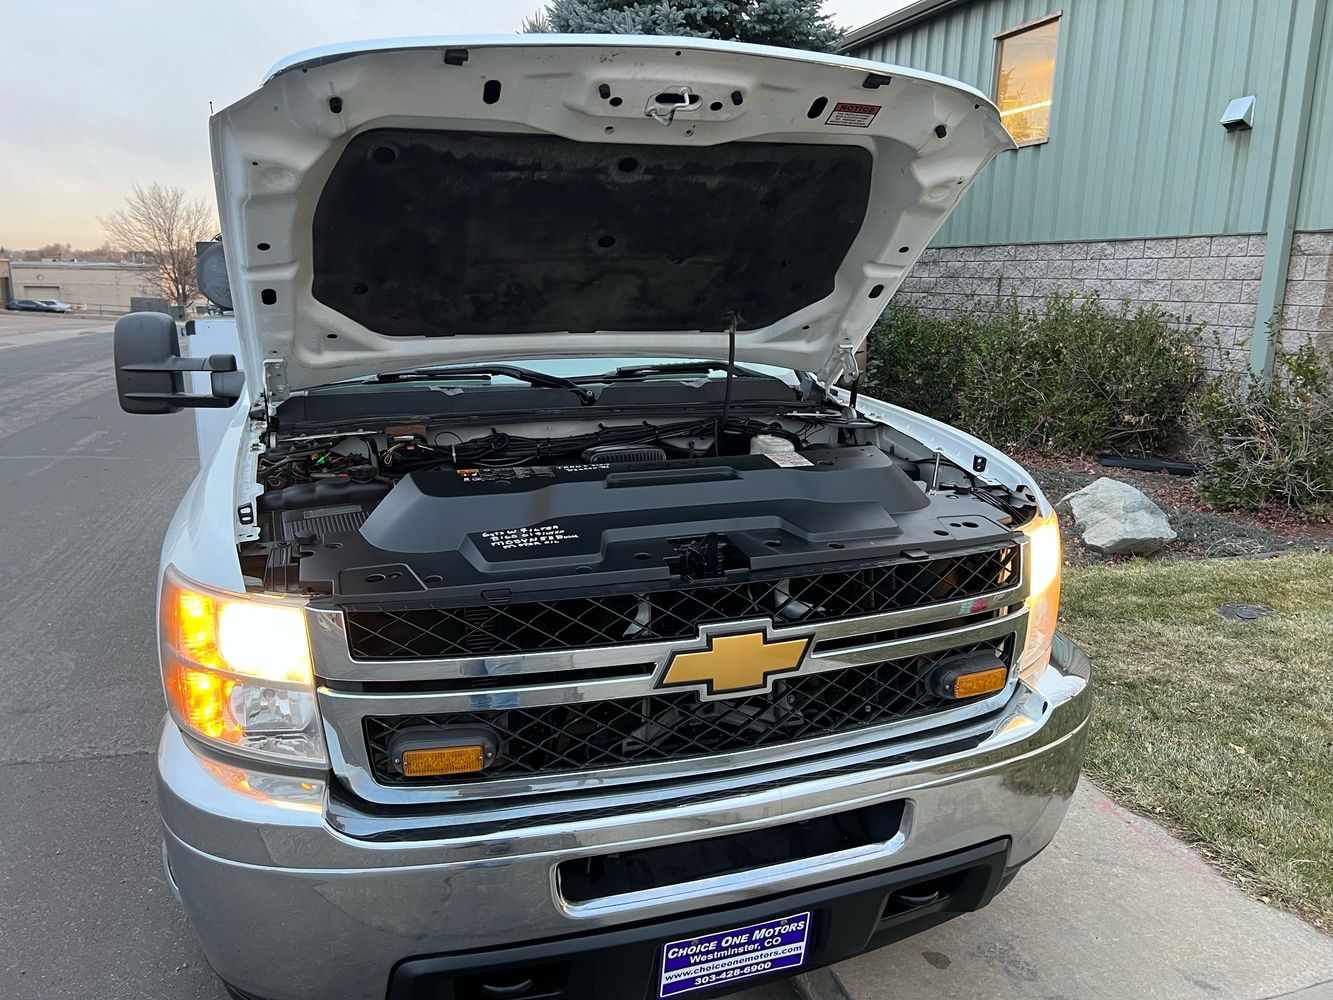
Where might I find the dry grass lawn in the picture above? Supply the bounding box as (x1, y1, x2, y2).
(1061, 551, 1333, 927)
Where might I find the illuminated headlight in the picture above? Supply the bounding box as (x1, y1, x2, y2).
(1018, 511, 1062, 683)
(159, 566, 326, 767)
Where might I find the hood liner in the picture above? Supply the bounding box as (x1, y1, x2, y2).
(313, 129, 873, 338)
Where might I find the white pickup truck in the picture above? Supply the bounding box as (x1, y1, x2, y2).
(115, 34, 1090, 1000)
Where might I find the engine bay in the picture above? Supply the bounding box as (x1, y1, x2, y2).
(239, 371, 1037, 602)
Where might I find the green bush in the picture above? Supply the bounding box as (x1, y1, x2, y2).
(1194, 338, 1333, 509)
(863, 293, 1203, 455)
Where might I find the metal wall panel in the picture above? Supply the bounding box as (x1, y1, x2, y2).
(850, 0, 1332, 245)
(1297, 0, 1333, 228)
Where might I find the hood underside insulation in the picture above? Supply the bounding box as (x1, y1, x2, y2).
(312, 129, 875, 337)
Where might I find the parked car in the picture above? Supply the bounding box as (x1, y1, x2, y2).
(113, 36, 1089, 1000)
(6, 297, 71, 312)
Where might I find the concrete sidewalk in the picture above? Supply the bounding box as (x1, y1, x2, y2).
(813, 781, 1333, 1000)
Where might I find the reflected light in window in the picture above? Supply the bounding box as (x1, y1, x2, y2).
(996, 18, 1060, 143)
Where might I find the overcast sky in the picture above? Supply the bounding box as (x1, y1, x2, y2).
(0, 0, 910, 249)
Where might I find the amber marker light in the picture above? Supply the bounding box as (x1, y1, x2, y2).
(401, 745, 487, 778)
(951, 666, 1009, 699)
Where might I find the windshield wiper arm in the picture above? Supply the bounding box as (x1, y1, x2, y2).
(370, 364, 596, 405)
(599, 361, 766, 381)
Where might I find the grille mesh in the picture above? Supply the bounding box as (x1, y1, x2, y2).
(344, 546, 1019, 661)
(364, 637, 1011, 785)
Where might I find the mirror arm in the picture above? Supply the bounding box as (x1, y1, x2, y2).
(117, 353, 236, 375)
(117, 353, 243, 408)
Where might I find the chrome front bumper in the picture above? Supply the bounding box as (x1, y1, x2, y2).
(158, 635, 1091, 1000)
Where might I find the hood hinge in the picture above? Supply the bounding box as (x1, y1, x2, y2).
(816, 342, 860, 389)
(261, 359, 290, 416)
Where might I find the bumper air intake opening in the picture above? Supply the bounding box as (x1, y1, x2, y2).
(558, 800, 906, 903)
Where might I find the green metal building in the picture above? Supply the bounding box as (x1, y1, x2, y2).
(842, 0, 1332, 373)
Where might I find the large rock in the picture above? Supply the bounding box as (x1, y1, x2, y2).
(1064, 477, 1177, 555)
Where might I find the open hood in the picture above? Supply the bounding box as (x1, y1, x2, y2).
(210, 35, 1013, 394)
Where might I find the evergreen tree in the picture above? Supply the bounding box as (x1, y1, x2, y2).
(523, 0, 843, 53)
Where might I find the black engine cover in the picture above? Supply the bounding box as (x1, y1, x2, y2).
(360, 446, 924, 557)
(288, 446, 1014, 601)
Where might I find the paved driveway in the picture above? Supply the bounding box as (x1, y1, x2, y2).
(1, 330, 1329, 1000)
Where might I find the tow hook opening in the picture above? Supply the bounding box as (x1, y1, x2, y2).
(454, 961, 567, 999)
(881, 872, 967, 920)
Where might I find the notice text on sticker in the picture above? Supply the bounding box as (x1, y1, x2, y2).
(825, 102, 881, 127)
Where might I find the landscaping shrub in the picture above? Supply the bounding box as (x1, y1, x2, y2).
(863, 293, 1203, 455)
(1195, 338, 1333, 509)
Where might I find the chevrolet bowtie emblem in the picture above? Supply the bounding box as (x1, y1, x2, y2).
(658, 628, 813, 699)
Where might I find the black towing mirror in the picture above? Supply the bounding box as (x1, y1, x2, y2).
(113, 311, 244, 414)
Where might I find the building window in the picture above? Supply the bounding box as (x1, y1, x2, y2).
(994, 13, 1060, 145)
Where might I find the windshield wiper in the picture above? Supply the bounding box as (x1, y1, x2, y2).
(368, 364, 596, 405)
(598, 361, 768, 381)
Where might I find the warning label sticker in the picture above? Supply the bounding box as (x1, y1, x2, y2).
(455, 464, 609, 484)
(766, 452, 813, 468)
(825, 102, 881, 128)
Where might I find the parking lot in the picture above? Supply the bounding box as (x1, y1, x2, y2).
(0, 309, 115, 350)
(2, 328, 1331, 1000)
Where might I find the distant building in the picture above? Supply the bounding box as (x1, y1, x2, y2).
(842, 0, 1333, 373)
(2, 259, 159, 315)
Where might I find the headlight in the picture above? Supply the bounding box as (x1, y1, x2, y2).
(1019, 510, 1062, 683)
(159, 566, 326, 768)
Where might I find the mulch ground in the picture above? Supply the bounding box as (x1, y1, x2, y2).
(1011, 450, 1333, 565)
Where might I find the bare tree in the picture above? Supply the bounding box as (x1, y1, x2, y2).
(31, 242, 73, 260)
(99, 184, 216, 309)
(70, 243, 126, 263)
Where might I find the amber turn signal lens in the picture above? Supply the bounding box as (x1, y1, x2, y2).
(951, 666, 1008, 699)
(401, 745, 486, 777)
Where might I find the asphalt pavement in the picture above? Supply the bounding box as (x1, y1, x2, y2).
(1, 317, 1331, 1000)
(0, 309, 116, 349)
(0, 326, 223, 999)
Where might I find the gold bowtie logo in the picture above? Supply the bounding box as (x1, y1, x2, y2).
(659, 629, 813, 699)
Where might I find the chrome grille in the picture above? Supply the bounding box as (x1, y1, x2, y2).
(343, 546, 1019, 660)
(364, 636, 1012, 785)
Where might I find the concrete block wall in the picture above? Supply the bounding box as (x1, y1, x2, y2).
(1281, 231, 1333, 355)
(893, 232, 1333, 371)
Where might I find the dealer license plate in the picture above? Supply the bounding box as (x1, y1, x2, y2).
(658, 911, 812, 997)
